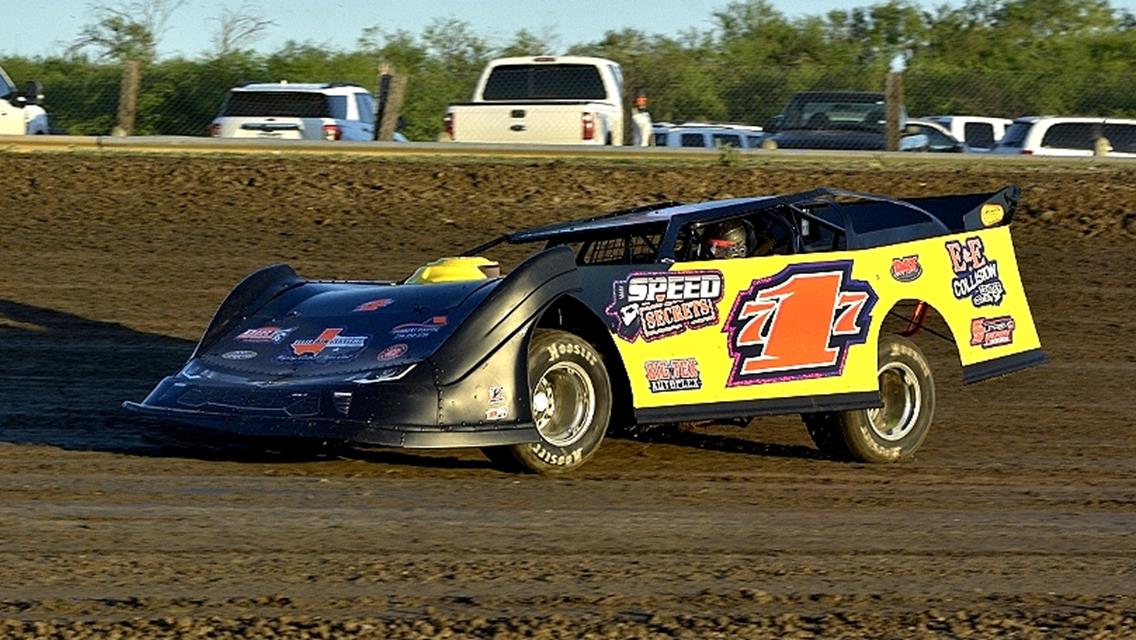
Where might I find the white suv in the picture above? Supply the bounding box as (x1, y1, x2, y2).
(653, 123, 766, 149)
(992, 117, 1136, 157)
(209, 82, 376, 141)
(925, 116, 1012, 152)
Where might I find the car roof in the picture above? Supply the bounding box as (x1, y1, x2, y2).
(1010, 116, 1136, 125)
(465, 186, 1018, 256)
(509, 197, 780, 243)
(233, 82, 367, 93)
(487, 55, 617, 67)
(790, 91, 884, 100)
(928, 115, 1013, 124)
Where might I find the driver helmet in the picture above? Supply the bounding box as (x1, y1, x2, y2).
(702, 219, 754, 259)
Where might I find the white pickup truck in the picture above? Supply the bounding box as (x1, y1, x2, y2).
(0, 65, 49, 135)
(443, 56, 625, 145)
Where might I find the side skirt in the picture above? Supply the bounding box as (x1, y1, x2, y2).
(634, 391, 881, 425)
(962, 348, 1048, 385)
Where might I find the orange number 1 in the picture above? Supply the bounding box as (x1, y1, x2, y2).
(725, 262, 875, 386)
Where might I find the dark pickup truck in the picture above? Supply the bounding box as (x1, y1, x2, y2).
(765, 91, 910, 151)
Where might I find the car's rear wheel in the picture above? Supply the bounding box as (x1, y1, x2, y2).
(803, 334, 935, 462)
(482, 329, 612, 474)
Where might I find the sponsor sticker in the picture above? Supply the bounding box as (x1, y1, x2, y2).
(485, 406, 509, 421)
(945, 237, 1005, 307)
(644, 358, 702, 393)
(980, 203, 1004, 227)
(970, 315, 1016, 349)
(724, 261, 876, 386)
(235, 326, 295, 344)
(221, 350, 258, 361)
(354, 298, 394, 312)
(489, 385, 506, 405)
(391, 316, 448, 340)
(377, 343, 409, 361)
(605, 270, 723, 342)
(277, 328, 370, 364)
(890, 255, 922, 282)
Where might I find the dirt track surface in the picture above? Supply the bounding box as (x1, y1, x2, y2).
(2, 153, 1135, 638)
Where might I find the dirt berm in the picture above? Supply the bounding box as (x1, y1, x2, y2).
(1, 152, 1134, 638)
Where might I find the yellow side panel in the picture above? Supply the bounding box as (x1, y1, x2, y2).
(602, 226, 1042, 410)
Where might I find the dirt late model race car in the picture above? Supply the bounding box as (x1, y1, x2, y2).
(125, 185, 1046, 473)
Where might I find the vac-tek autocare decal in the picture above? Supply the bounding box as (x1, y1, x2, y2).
(605, 270, 723, 342)
(945, 236, 1005, 307)
(644, 358, 702, 393)
(276, 328, 370, 364)
(724, 261, 877, 386)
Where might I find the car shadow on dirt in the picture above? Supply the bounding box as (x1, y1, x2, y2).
(614, 424, 826, 461)
(0, 299, 491, 468)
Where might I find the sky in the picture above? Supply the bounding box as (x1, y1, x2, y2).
(4, 0, 1136, 60)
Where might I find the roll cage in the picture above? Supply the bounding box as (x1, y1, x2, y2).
(463, 186, 1020, 265)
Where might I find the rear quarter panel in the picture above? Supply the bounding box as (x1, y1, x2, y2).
(592, 225, 1041, 410)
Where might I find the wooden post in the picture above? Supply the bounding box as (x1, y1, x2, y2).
(884, 71, 904, 152)
(115, 60, 141, 137)
(375, 62, 407, 141)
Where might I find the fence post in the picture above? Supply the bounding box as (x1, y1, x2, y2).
(881, 69, 899, 152)
(375, 62, 407, 141)
(884, 70, 904, 152)
(115, 60, 141, 137)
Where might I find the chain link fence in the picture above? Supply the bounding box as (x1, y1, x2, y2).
(4, 54, 1136, 151)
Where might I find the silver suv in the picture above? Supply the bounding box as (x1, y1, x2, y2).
(209, 82, 376, 141)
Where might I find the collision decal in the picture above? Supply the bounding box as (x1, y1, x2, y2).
(605, 270, 723, 342)
(724, 261, 876, 386)
(945, 236, 1005, 307)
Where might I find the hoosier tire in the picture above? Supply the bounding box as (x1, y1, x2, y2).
(483, 329, 612, 474)
(803, 334, 936, 463)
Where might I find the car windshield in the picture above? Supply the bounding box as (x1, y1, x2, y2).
(998, 122, 1031, 148)
(222, 91, 347, 119)
(0, 67, 15, 99)
(783, 97, 887, 132)
(482, 64, 607, 101)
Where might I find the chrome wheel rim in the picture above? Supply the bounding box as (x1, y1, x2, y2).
(532, 361, 595, 448)
(866, 361, 921, 442)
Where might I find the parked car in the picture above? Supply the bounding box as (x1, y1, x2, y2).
(905, 119, 969, 153)
(765, 91, 920, 151)
(653, 123, 766, 149)
(208, 82, 377, 141)
(991, 117, 1136, 157)
(443, 56, 625, 145)
(0, 64, 48, 135)
(925, 116, 1012, 152)
(126, 186, 1045, 474)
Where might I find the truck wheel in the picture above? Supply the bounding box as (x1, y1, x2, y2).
(483, 329, 612, 474)
(802, 334, 935, 463)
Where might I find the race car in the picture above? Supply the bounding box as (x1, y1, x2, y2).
(125, 186, 1046, 473)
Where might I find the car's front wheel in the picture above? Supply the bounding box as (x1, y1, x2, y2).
(483, 329, 612, 474)
(803, 334, 936, 462)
